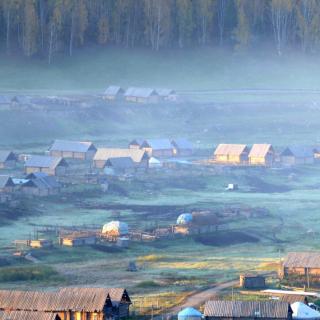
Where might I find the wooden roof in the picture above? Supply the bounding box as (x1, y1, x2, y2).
(25, 156, 68, 169)
(94, 148, 148, 163)
(0, 311, 59, 320)
(49, 140, 96, 153)
(204, 300, 291, 318)
(214, 144, 248, 156)
(283, 252, 320, 268)
(279, 295, 308, 304)
(248, 144, 273, 158)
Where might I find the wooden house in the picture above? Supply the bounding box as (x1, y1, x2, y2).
(0, 311, 61, 320)
(0, 176, 15, 193)
(0, 287, 131, 320)
(124, 87, 159, 103)
(171, 139, 193, 156)
(49, 140, 97, 160)
(104, 157, 135, 176)
(280, 146, 315, 166)
(59, 231, 97, 247)
(0, 151, 17, 169)
(156, 88, 178, 102)
(280, 252, 320, 281)
(248, 144, 275, 166)
(239, 274, 266, 289)
(141, 139, 174, 157)
(29, 239, 53, 249)
(25, 155, 68, 176)
(214, 144, 249, 164)
(103, 86, 125, 101)
(93, 148, 149, 170)
(204, 300, 292, 320)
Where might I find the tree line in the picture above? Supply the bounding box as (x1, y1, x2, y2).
(0, 0, 320, 63)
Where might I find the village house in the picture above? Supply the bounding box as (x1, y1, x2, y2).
(25, 155, 68, 176)
(171, 138, 193, 156)
(248, 144, 275, 166)
(59, 231, 97, 247)
(103, 86, 125, 101)
(280, 146, 315, 166)
(93, 148, 149, 170)
(156, 88, 178, 101)
(214, 144, 249, 164)
(239, 273, 266, 289)
(0, 175, 15, 193)
(0, 310, 61, 320)
(141, 139, 174, 157)
(49, 140, 97, 160)
(0, 151, 17, 169)
(0, 287, 131, 320)
(204, 300, 293, 320)
(29, 239, 53, 249)
(104, 157, 135, 176)
(280, 252, 320, 282)
(124, 87, 159, 103)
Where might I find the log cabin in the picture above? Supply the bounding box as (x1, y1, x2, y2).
(124, 87, 159, 103)
(213, 144, 249, 165)
(49, 140, 97, 160)
(0, 151, 17, 169)
(141, 139, 174, 157)
(103, 86, 125, 101)
(248, 144, 275, 166)
(0, 287, 131, 320)
(204, 300, 292, 320)
(24, 155, 68, 176)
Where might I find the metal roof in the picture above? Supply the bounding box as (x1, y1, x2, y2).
(94, 148, 148, 163)
(0, 311, 59, 320)
(49, 140, 95, 153)
(25, 155, 67, 169)
(249, 144, 273, 157)
(124, 87, 158, 98)
(0, 151, 16, 163)
(283, 252, 320, 268)
(105, 157, 134, 169)
(204, 300, 291, 318)
(214, 144, 248, 156)
(281, 146, 314, 158)
(142, 139, 173, 150)
(0, 175, 14, 188)
(171, 138, 193, 150)
(104, 86, 124, 96)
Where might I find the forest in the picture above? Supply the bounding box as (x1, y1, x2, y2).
(0, 0, 320, 63)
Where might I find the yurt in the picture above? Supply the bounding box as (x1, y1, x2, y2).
(178, 307, 202, 320)
(291, 302, 320, 320)
(177, 213, 193, 225)
(102, 221, 129, 237)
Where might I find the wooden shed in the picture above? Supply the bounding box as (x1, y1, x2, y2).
(104, 157, 135, 176)
(280, 146, 315, 166)
(248, 144, 275, 166)
(25, 155, 68, 176)
(204, 300, 292, 320)
(59, 231, 97, 247)
(171, 138, 193, 157)
(239, 273, 266, 289)
(0, 176, 15, 193)
(49, 140, 97, 160)
(29, 239, 53, 249)
(103, 86, 125, 101)
(214, 144, 249, 164)
(141, 139, 174, 157)
(124, 87, 159, 103)
(0, 151, 17, 169)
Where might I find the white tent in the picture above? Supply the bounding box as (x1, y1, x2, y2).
(291, 302, 320, 320)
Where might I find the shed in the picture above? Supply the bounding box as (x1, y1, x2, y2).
(178, 307, 202, 320)
(124, 87, 159, 103)
(280, 147, 315, 166)
(239, 273, 266, 289)
(104, 86, 125, 101)
(104, 157, 135, 175)
(291, 302, 320, 320)
(0, 176, 15, 193)
(29, 239, 53, 249)
(171, 139, 193, 156)
(49, 140, 97, 160)
(141, 139, 174, 157)
(0, 151, 17, 169)
(156, 88, 177, 101)
(25, 155, 68, 176)
(248, 144, 275, 166)
(214, 144, 249, 164)
(59, 231, 97, 247)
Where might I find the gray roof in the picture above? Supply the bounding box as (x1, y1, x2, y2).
(0, 175, 14, 188)
(124, 87, 158, 98)
(142, 139, 173, 150)
(281, 146, 314, 158)
(104, 86, 124, 96)
(49, 140, 96, 153)
(0, 151, 16, 163)
(171, 138, 193, 150)
(156, 88, 176, 96)
(25, 155, 67, 169)
(283, 252, 320, 268)
(204, 300, 291, 318)
(105, 157, 135, 169)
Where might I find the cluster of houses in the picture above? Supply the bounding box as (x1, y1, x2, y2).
(103, 86, 178, 103)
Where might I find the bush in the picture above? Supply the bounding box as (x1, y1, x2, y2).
(136, 280, 160, 288)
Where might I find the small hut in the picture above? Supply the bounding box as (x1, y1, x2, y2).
(239, 273, 266, 289)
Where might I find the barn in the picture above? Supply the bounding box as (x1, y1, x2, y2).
(248, 144, 275, 166)
(93, 148, 149, 170)
(25, 155, 68, 176)
(0, 151, 17, 169)
(280, 252, 320, 282)
(171, 138, 193, 157)
(204, 300, 292, 320)
(0, 287, 131, 320)
(280, 146, 315, 166)
(104, 86, 125, 101)
(214, 144, 249, 164)
(49, 140, 97, 160)
(141, 139, 174, 157)
(124, 87, 159, 103)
